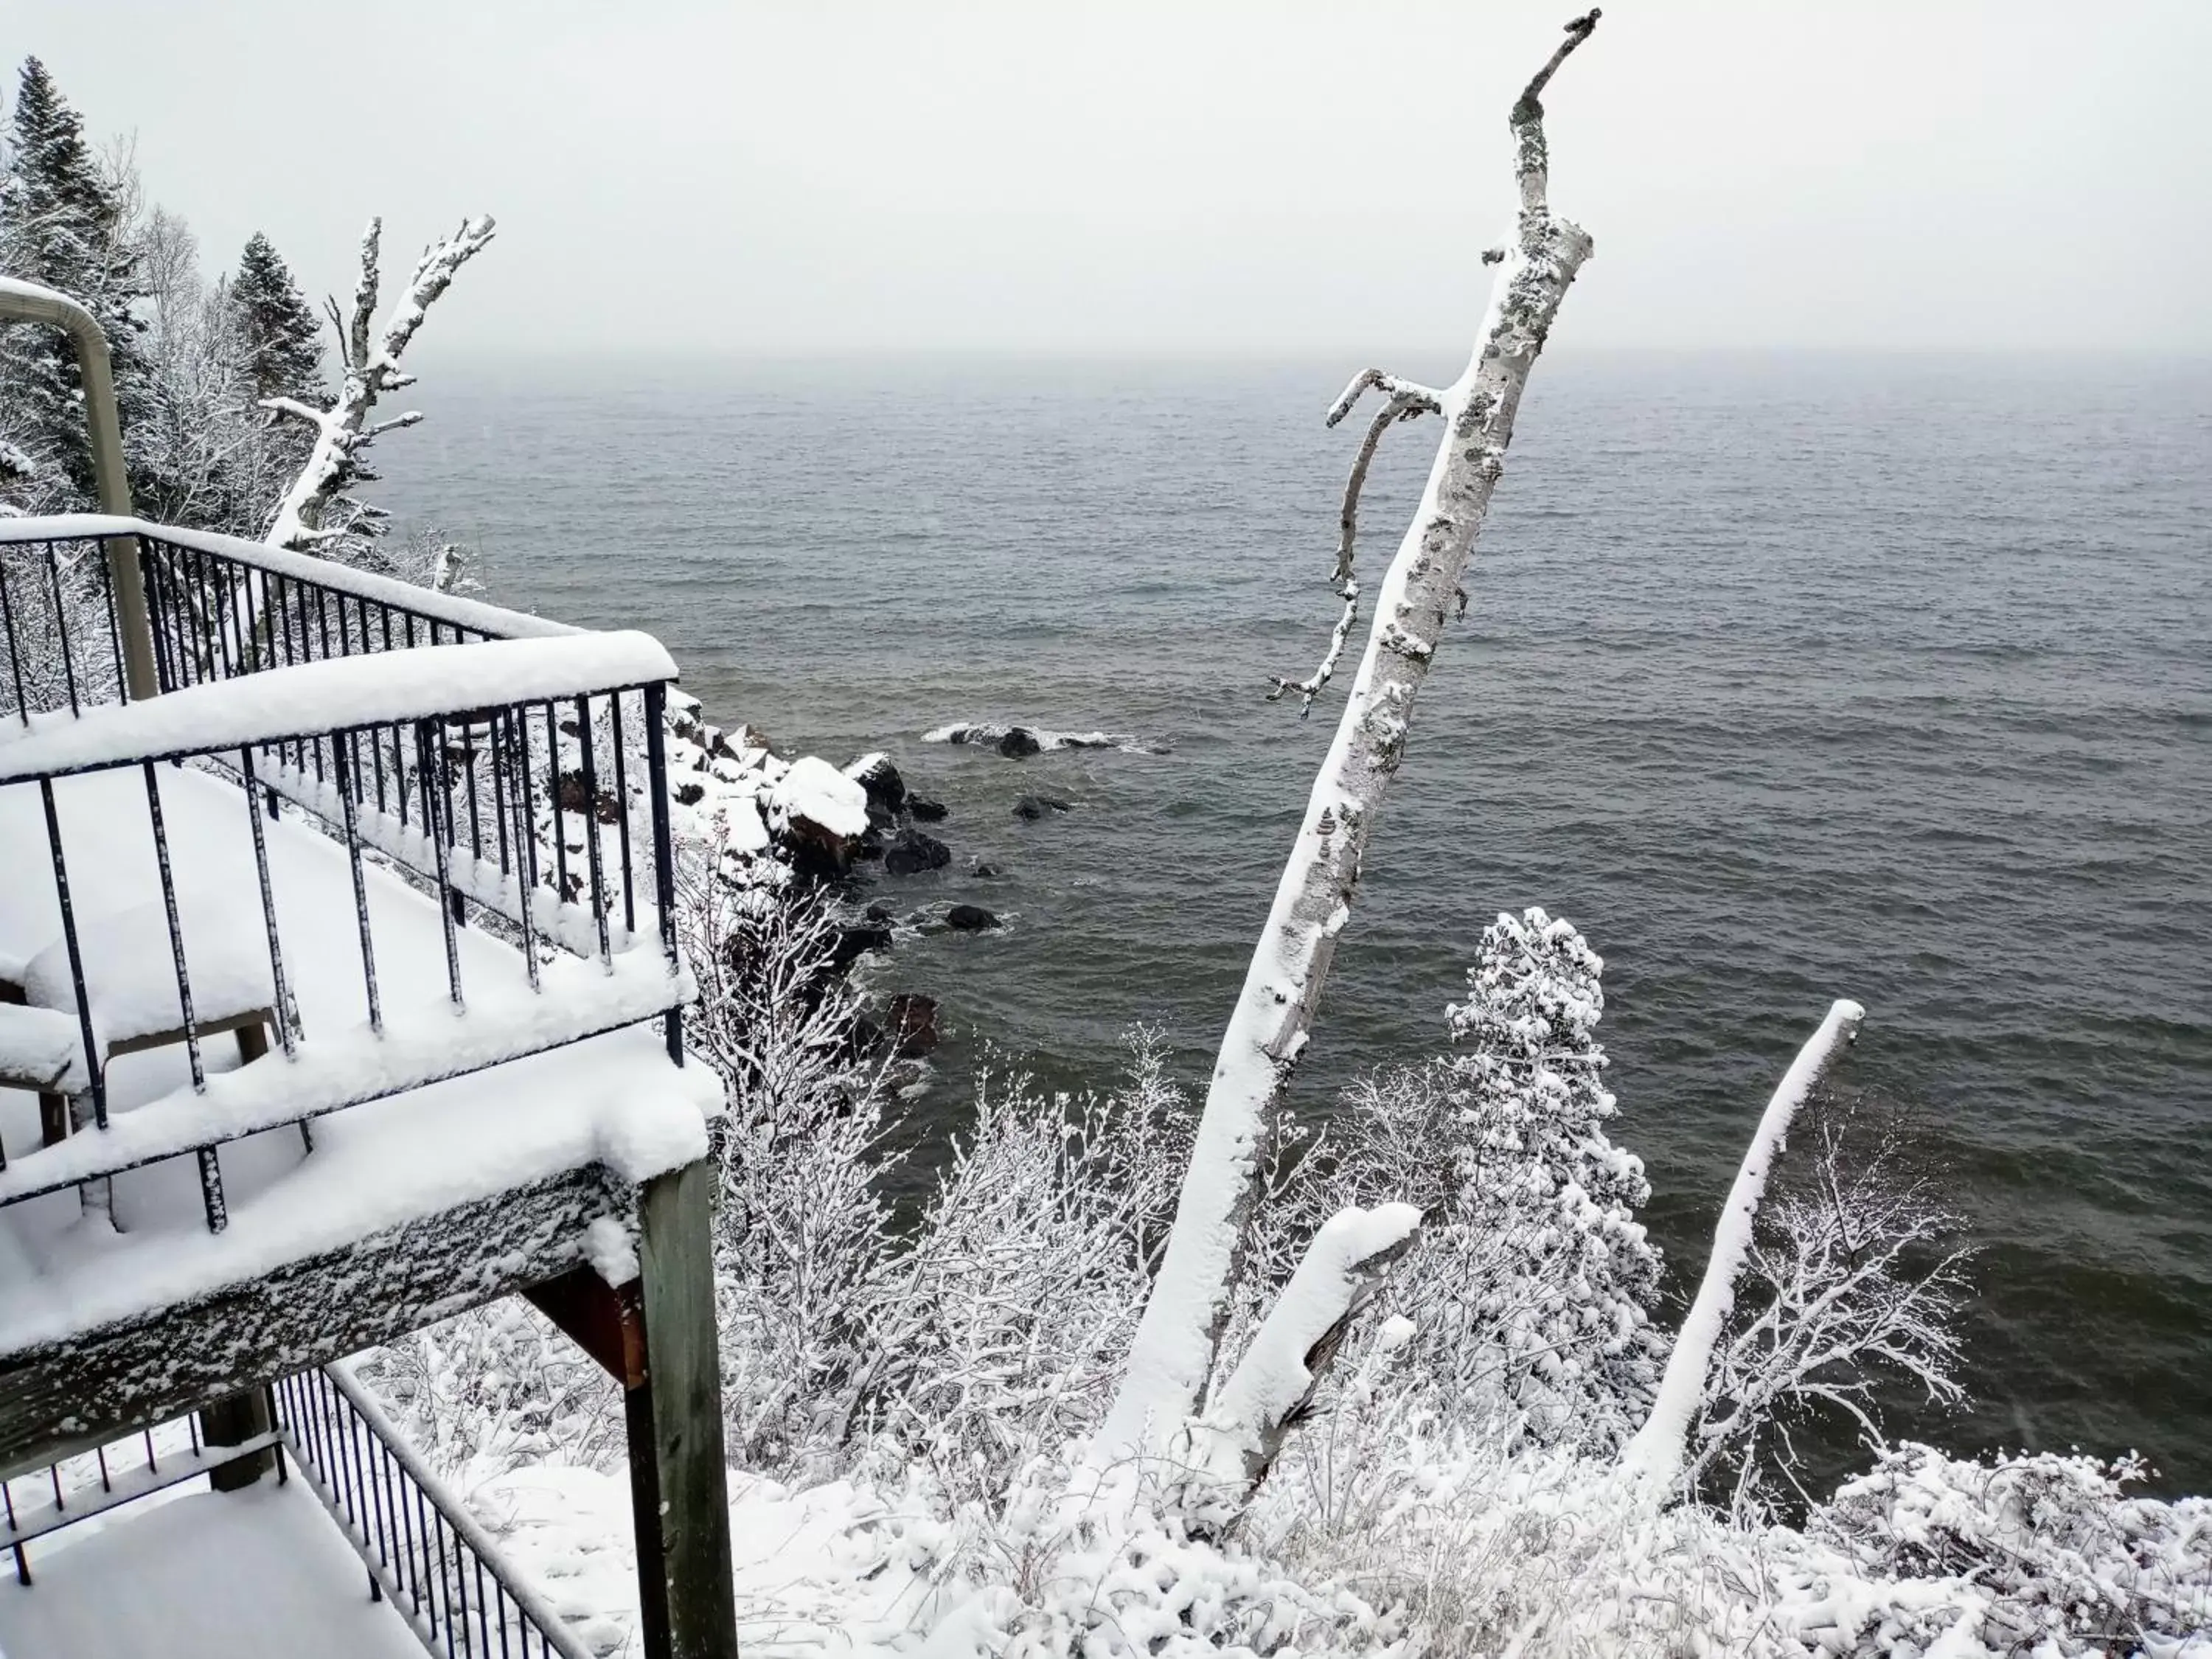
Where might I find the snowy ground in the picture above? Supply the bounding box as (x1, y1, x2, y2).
(0, 760, 717, 1359)
(0, 1477, 422, 1659)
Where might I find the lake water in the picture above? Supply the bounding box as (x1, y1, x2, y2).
(381, 352, 2212, 1491)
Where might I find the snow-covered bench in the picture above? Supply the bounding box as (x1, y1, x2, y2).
(0, 897, 274, 1150)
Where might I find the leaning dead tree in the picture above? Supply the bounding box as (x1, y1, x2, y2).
(263, 215, 495, 552)
(1094, 11, 1606, 1465)
(1620, 998, 1868, 1492)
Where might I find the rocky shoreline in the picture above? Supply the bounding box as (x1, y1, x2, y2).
(664, 700, 1082, 1069)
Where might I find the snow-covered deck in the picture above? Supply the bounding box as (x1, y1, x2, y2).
(0, 757, 716, 1370)
(0, 1478, 423, 1659)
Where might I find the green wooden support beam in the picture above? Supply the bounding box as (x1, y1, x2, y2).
(626, 1158, 739, 1659)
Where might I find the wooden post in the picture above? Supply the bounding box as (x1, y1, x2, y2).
(625, 1158, 738, 1659)
(201, 1387, 274, 1491)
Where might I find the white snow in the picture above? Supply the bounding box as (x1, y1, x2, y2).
(0, 1004, 83, 1091)
(1189, 1202, 1422, 1482)
(0, 630, 677, 782)
(765, 754, 869, 841)
(0, 1477, 424, 1659)
(21, 888, 275, 1066)
(921, 721, 1161, 755)
(0, 762, 718, 1358)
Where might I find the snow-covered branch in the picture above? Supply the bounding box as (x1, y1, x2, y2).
(1324, 368, 1444, 428)
(1268, 393, 1433, 715)
(264, 214, 495, 552)
(1096, 10, 1605, 1467)
(1185, 1203, 1422, 1503)
(1620, 997, 1865, 1493)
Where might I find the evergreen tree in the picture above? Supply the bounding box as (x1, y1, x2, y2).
(227, 231, 323, 403)
(1295, 907, 1667, 1451)
(0, 56, 148, 504)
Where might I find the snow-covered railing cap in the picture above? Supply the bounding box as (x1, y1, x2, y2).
(0, 631, 678, 783)
(0, 514, 578, 643)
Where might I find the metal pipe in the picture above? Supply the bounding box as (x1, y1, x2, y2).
(0, 278, 157, 700)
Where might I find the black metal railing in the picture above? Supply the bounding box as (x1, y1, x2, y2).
(274, 1365, 594, 1659)
(0, 1403, 287, 1586)
(1, 1368, 593, 1659)
(0, 519, 688, 1233)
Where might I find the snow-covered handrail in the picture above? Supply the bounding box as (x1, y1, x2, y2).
(0, 632, 675, 784)
(0, 514, 577, 644)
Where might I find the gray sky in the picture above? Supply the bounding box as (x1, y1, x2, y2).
(14, 0, 2211, 358)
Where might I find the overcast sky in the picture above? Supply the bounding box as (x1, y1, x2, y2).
(12, 1, 2211, 358)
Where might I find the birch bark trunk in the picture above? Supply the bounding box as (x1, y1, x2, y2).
(1096, 10, 1605, 1464)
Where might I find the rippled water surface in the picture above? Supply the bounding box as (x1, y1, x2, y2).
(384, 353, 2212, 1489)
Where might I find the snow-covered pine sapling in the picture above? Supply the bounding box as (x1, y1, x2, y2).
(263, 215, 495, 554)
(1096, 10, 1606, 1467)
(1619, 997, 1866, 1494)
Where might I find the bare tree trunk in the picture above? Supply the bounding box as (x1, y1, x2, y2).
(264, 215, 495, 551)
(1095, 11, 1604, 1464)
(1182, 1203, 1422, 1505)
(1619, 997, 1865, 1492)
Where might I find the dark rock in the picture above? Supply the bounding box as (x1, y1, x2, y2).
(672, 781, 706, 807)
(846, 754, 906, 819)
(884, 992, 939, 1058)
(554, 769, 623, 824)
(885, 830, 951, 876)
(945, 904, 1001, 933)
(830, 922, 893, 974)
(971, 862, 1003, 879)
(907, 796, 949, 822)
(997, 727, 1043, 759)
(865, 902, 897, 924)
(1011, 794, 1071, 823)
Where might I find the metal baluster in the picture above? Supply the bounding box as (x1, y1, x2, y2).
(510, 708, 544, 991)
(361, 601, 389, 813)
(40, 779, 106, 1130)
(239, 748, 302, 1056)
(575, 698, 613, 971)
(1, 556, 27, 726)
(418, 724, 466, 1009)
(44, 543, 78, 717)
(98, 537, 128, 703)
(139, 545, 172, 698)
(490, 707, 512, 880)
(142, 764, 206, 1091)
(333, 738, 383, 1032)
(456, 715, 484, 865)
(643, 683, 684, 1064)
(545, 703, 570, 905)
(192, 549, 221, 682)
(423, 1492, 454, 1651)
(390, 1444, 422, 1615)
(609, 692, 636, 937)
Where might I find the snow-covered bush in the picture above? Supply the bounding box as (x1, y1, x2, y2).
(354, 1298, 625, 1490)
(1691, 1092, 1970, 1515)
(1811, 1441, 2212, 1655)
(684, 874, 903, 1477)
(846, 1035, 1193, 1503)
